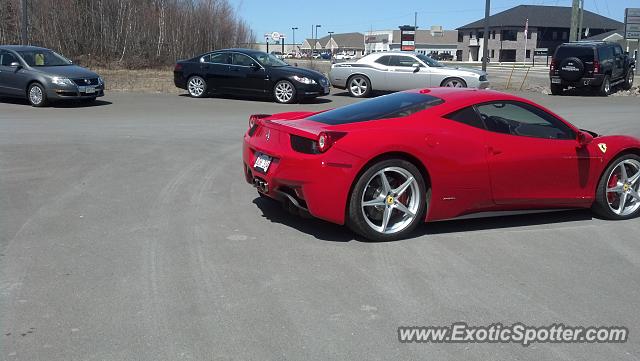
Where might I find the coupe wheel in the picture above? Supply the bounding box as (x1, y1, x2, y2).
(348, 159, 427, 241)
(442, 78, 467, 88)
(622, 69, 634, 91)
(27, 83, 47, 107)
(593, 154, 640, 220)
(187, 76, 207, 98)
(348, 75, 371, 98)
(597, 75, 611, 96)
(274, 80, 296, 104)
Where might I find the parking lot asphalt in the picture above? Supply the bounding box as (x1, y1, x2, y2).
(1, 90, 640, 361)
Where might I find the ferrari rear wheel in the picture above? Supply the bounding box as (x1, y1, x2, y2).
(593, 154, 640, 220)
(348, 159, 427, 241)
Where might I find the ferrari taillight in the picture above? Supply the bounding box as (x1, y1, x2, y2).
(317, 131, 347, 153)
(248, 114, 271, 135)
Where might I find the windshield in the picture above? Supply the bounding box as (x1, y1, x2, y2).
(416, 54, 444, 67)
(18, 50, 71, 67)
(309, 92, 443, 125)
(254, 52, 288, 67)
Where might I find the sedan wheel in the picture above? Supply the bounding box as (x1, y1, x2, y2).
(348, 75, 371, 98)
(27, 83, 47, 107)
(274, 80, 296, 104)
(187, 76, 207, 98)
(348, 159, 426, 241)
(442, 78, 467, 88)
(593, 154, 640, 219)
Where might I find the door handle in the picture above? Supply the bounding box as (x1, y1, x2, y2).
(488, 146, 502, 155)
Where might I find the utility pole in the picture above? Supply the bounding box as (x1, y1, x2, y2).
(21, 0, 28, 45)
(292, 27, 298, 54)
(577, 0, 585, 40)
(481, 0, 490, 72)
(414, 12, 417, 31)
(569, 0, 580, 42)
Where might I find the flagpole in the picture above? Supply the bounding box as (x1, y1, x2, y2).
(523, 18, 528, 66)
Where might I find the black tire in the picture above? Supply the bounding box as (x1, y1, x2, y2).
(273, 80, 297, 104)
(597, 75, 611, 96)
(187, 75, 207, 98)
(592, 153, 640, 220)
(347, 75, 371, 98)
(347, 158, 427, 242)
(441, 77, 467, 88)
(27, 82, 47, 107)
(550, 84, 563, 95)
(622, 69, 634, 91)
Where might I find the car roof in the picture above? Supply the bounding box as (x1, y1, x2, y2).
(410, 88, 531, 106)
(209, 48, 266, 56)
(558, 41, 615, 48)
(0, 45, 51, 52)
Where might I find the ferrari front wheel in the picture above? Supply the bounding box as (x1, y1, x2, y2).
(348, 159, 427, 241)
(593, 154, 640, 220)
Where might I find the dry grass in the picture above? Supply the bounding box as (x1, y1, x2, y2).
(96, 68, 182, 94)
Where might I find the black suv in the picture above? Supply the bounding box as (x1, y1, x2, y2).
(549, 41, 635, 96)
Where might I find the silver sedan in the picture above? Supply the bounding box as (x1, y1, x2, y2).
(329, 51, 489, 97)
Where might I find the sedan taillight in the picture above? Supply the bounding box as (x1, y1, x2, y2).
(174, 63, 183, 72)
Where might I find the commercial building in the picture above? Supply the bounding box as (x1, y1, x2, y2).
(365, 27, 458, 57)
(457, 5, 622, 62)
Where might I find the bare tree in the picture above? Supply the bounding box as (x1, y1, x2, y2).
(0, 0, 256, 68)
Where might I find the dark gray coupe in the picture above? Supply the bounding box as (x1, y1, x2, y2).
(0, 45, 104, 107)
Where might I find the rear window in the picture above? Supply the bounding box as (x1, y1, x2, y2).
(554, 46, 594, 62)
(308, 92, 443, 125)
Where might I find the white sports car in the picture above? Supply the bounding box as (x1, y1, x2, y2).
(329, 51, 489, 97)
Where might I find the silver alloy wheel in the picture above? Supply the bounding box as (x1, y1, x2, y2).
(444, 79, 465, 88)
(349, 77, 368, 96)
(274, 81, 294, 103)
(360, 167, 420, 234)
(188, 77, 205, 97)
(29, 85, 43, 105)
(628, 70, 634, 86)
(606, 159, 640, 216)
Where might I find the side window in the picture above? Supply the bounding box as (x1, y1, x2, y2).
(232, 53, 255, 66)
(0, 51, 18, 66)
(476, 101, 575, 140)
(375, 55, 390, 66)
(395, 56, 418, 67)
(614, 45, 622, 56)
(208, 52, 231, 64)
(444, 106, 485, 129)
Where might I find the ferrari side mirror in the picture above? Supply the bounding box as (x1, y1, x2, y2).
(577, 131, 593, 147)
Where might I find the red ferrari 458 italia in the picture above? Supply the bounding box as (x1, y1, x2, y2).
(243, 88, 640, 241)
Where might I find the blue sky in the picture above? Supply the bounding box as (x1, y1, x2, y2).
(235, 0, 638, 43)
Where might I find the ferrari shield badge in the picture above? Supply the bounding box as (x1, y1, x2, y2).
(598, 143, 607, 154)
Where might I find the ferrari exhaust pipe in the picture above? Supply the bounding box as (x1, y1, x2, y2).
(253, 178, 268, 193)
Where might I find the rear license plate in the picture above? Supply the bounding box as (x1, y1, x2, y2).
(551, 78, 561, 84)
(253, 154, 272, 173)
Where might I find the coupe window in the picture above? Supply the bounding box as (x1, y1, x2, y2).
(254, 52, 288, 67)
(445, 106, 484, 129)
(375, 55, 391, 66)
(18, 49, 71, 67)
(389, 56, 419, 67)
(416, 54, 444, 67)
(475, 101, 575, 140)
(308, 92, 443, 125)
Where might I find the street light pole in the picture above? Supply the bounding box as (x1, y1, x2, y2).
(315, 25, 322, 51)
(21, 0, 28, 45)
(292, 27, 298, 54)
(481, 0, 490, 72)
(328, 31, 334, 55)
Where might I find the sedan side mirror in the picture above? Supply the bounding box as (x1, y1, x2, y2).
(412, 63, 421, 73)
(10, 62, 21, 68)
(577, 131, 593, 147)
